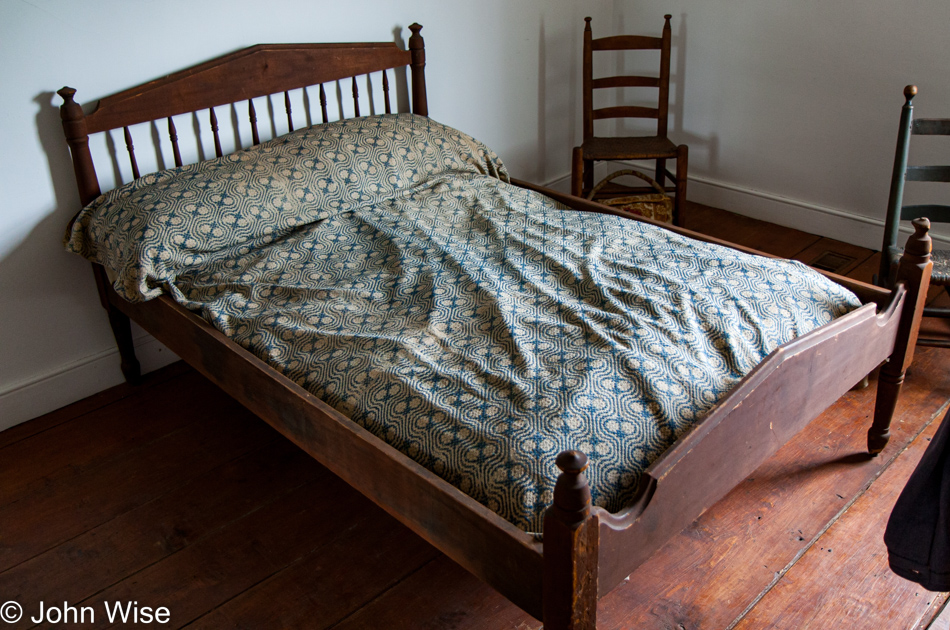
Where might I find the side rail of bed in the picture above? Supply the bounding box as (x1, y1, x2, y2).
(536, 209, 932, 629)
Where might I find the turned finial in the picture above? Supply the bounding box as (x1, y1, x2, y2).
(904, 84, 918, 104)
(58, 87, 83, 123)
(664, 14, 672, 27)
(58, 86, 77, 103)
(904, 217, 932, 263)
(584, 16, 592, 32)
(551, 450, 591, 527)
(408, 23, 424, 48)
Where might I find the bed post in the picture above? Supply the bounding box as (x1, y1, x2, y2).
(869, 218, 932, 454)
(59, 87, 142, 384)
(543, 451, 598, 630)
(408, 23, 428, 117)
(58, 88, 101, 207)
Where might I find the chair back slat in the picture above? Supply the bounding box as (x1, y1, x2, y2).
(880, 85, 950, 290)
(248, 100, 260, 145)
(900, 204, 950, 224)
(167, 117, 183, 167)
(913, 119, 950, 136)
(905, 165, 950, 182)
(352, 76, 360, 117)
(123, 126, 140, 180)
(582, 15, 672, 141)
(383, 70, 392, 114)
(593, 106, 659, 121)
(209, 108, 223, 158)
(592, 76, 660, 90)
(592, 35, 662, 51)
(284, 91, 294, 132)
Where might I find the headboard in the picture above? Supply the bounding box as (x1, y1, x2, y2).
(58, 24, 428, 208)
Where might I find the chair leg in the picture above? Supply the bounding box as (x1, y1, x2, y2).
(655, 158, 667, 189)
(583, 159, 595, 198)
(571, 147, 584, 198)
(673, 144, 688, 226)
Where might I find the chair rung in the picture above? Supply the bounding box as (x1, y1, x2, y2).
(593, 106, 659, 120)
(913, 119, 950, 135)
(905, 165, 950, 182)
(900, 204, 950, 223)
(592, 35, 663, 51)
(592, 76, 660, 90)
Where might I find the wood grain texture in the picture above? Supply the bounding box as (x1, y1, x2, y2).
(929, 600, 950, 630)
(733, 408, 947, 629)
(591, 346, 950, 629)
(679, 202, 821, 259)
(0, 440, 320, 622)
(793, 237, 875, 277)
(0, 378, 277, 573)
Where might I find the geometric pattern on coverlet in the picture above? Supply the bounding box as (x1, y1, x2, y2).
(66, 114, 862, 533)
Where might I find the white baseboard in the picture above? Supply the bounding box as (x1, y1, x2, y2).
(543, 162, 950, 249)
(0, 336, 179, 433)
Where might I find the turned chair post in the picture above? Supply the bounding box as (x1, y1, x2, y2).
(869, 218, 932, 453)
(543, 450, 599, 630)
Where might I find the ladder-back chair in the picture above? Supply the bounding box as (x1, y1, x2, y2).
(571, 15, 688, 224)
(879, 84, 950, 347)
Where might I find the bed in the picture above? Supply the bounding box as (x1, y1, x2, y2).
(57, 24, 933, 629)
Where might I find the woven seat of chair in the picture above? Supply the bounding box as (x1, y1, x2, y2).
(932, 249, 950, 284)
(581, 136, 678, 161)
(897, 247, 950, 284)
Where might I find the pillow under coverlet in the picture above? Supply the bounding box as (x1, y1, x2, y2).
(66, 114, 507, 301)
(65, 113, 862, 533)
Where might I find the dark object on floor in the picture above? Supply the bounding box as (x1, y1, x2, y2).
(878, 85, 950, 347)
(885, 406, 950, 591)
(571, 15, 688, 224)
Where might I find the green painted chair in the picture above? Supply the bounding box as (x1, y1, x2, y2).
(879, 85, 950, 347)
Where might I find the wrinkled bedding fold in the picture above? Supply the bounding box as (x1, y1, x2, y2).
(66, 114, 861, 532)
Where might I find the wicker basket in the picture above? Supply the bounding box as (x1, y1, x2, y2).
(587, 169, 674, 224)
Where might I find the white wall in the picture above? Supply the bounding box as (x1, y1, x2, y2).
(607, 0, 950, 246)
(0, 0, 604, 429)
(2, 0, 949, 429)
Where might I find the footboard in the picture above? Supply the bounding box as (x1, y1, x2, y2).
(540, 218, 932, 629)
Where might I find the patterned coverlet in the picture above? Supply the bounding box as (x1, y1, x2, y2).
(67, 114, 861, 532)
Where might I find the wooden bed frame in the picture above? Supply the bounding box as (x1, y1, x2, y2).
(58, 24, 933, 629)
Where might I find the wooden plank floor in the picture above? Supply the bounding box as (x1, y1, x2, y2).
(2, 201, 948, 629)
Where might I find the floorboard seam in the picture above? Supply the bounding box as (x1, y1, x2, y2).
(68, 468, 313, 613)
(322, 556, 442, 630)
(0, 436, 281, 582)
(723, 399, 950, 630)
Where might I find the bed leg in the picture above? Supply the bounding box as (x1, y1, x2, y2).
(869, 218, 932, 454)
(107, 307, 142, 384)
(92, 264, 141, 384)
(543, 451, 598, 630)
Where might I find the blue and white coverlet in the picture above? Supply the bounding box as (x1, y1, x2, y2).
(66, 114, 861, 532)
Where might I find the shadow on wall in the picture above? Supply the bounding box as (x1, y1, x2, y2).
(670, 13, 719, 177)
(2, 26, 421, 427)
(0, 92, 126, 426)
(585, 11, 719, 178)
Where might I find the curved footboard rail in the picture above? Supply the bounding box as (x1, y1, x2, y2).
(541, 220, 932, 629)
